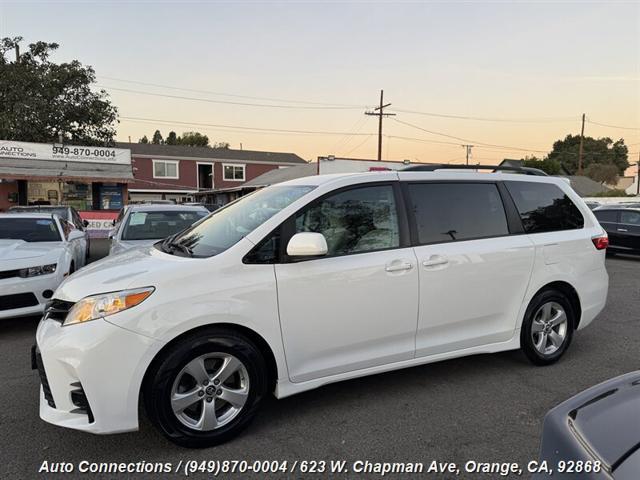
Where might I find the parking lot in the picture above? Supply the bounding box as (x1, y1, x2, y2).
(0, 256, 638, 478)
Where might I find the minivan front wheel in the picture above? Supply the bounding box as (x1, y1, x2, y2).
(521, 291, 575, 366)
(144, 328, 269, 448)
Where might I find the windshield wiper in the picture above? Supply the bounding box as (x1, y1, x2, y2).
(168, 241, 193, 257)
(159, 234, 193, 257)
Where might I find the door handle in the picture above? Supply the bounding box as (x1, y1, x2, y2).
(618, 228, 628, 232)
(422, 256, 449, 268)
(385, 262, 414, 272)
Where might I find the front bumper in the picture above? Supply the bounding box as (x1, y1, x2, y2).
(0, 272, 63, 319)
(35, 316, 164, 434)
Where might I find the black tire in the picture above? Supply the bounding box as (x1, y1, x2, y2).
(144, 327, 269, 448)
(521, 290, 575, 366)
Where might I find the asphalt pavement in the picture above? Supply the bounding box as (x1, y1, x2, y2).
(1, 256, 638, 479)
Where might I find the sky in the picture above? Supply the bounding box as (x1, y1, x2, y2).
(1, 0, 639, 168)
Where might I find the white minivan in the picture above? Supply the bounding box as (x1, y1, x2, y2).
(34, 167, 608, 447)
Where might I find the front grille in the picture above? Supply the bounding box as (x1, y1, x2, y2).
(0, 268, 21, 280)
(70, 382, 95, 423)
(0, 292, 38, 311)
(32, 345, 56, 408)
(44, 299, 74, 323)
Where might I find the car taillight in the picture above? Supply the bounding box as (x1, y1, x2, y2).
(592, 235, 609, 250)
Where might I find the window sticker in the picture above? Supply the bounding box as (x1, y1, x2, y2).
(129, 212, 148, 226)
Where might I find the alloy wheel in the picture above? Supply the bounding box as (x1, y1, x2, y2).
(170, 353, 250, 431)
(531, 301, 568, 356)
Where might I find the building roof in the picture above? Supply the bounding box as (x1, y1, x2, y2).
(0, 158, 134, 183)
(559, 175, 611, 197)
(242, 164, 317, 188)
(116, 143, 307, 165)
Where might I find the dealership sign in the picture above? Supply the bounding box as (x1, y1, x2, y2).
(0, 140, 131, 165)
(79, 211, 118, 239)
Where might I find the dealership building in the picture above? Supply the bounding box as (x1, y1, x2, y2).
(0, 140, 134, 212)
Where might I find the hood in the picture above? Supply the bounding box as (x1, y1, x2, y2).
(110, 239, 156, 255)
(543, 370, 640, 470)
(54, 244, 196, 302)
(0, 239, 63, 268)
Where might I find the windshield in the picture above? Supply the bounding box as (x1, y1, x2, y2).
(168, 185, 315, 257)
(0, 218, 61, 242)
(122, 210, 209, 240)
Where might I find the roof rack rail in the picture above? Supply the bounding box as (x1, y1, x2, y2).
(402, 164, 548, 176)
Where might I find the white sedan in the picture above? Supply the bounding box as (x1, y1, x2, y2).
(108, 204, 209, 255)
(0, 213, 85, 319)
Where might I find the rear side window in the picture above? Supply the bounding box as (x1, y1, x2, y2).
(407, 183, 509, 244)
(594, 210, 618, 223)
(620, 210, 640, 226)
(505, 181, 584, 233)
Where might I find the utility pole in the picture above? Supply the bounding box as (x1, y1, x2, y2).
(365, 90, 395, 161)
(462, 144, 474, 165)
(578, 113, 586, 175)
(636, 152, 640, 196)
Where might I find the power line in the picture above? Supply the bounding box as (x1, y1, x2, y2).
(585, 118, 640, 131)
(99, 76, 367, 108)
(99, 85, 367, 111)
(391, 117, 550, 154)
(344, 135, 375, 157)
(390, 108, 578, 124)
(119, 115, 375, 136)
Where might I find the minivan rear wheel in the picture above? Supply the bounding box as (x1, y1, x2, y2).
(521, 290, 575, 366)
(144, 327, 269, 448)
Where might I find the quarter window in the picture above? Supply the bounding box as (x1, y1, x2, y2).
(408, 183, 509, 244)
(505, 181, 584, 233)
(294, 185, 400, 256)
(620, 210, 640, 226)
(223, 164, 246, 181)
(153, 160, 179, 179)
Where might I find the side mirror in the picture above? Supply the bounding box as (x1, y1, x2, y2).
(68, 230, 84, 241)
(83, 219, 89, 227)
(108, 229, 116, 240)
(112, 219, 116, 226)
(286, 232, 328, 257)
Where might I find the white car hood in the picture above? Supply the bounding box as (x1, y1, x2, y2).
(54, 244, 196, 302)
(0, 239, 63, 268)
(110, 239, 157, 255)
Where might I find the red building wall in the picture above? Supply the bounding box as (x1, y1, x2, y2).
(213, 162, 278, 189)
(0, 181, 19, 211)
(129, 157, 280, 191)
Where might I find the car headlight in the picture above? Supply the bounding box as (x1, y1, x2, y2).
(19, 263, 57, 278)
(63, 287, 155, 326)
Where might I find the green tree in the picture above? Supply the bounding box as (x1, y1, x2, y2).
(584, 163, 619, 185)
(178, 131, 209, 147)
(138, 135, 149, 144)
(547, 134, 629, 177)
(151, 130, 163, 144)
(166, 131, 178, 145)
(520, 156, 562, 175)
(0, 37, 118, 145)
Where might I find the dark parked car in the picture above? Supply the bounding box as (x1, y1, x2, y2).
(536, 371, 640, 479)
(593, 206, 640, 255)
